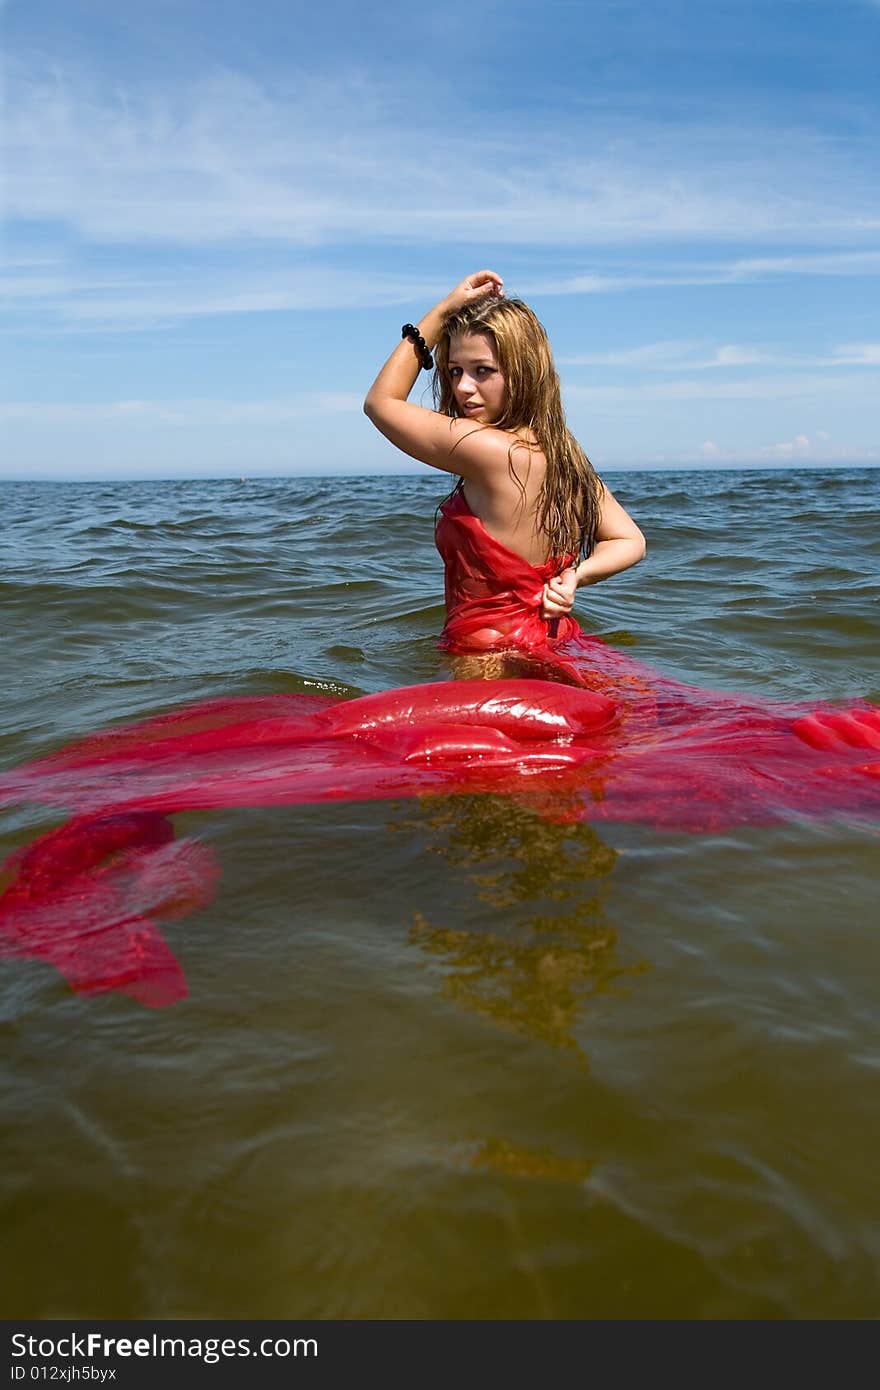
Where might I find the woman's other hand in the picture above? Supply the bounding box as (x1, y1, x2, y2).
(541, 567, 578, 620)
(442, 270, 504, 315)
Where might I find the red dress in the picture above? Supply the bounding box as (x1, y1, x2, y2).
(435, 486, 579, 653)
(434, 485, 678, 713)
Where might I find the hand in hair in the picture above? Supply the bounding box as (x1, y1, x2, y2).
(441, 270, 505, 315)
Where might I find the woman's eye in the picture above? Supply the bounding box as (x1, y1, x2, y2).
(450, 368, 461, 379)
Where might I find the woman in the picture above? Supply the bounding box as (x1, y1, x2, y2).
(364, 270, 646, 669)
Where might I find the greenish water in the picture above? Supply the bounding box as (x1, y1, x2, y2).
(1, 468, 878, 1318)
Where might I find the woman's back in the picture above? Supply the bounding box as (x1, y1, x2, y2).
(458, 433, 553, 567)
(435, 486, 578, 656)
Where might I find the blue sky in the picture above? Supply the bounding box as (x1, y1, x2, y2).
(2, 0, 879, 478)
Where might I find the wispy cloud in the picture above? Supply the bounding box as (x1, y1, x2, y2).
(4, 63, 879, 251)
(558, 341, 880, 371)
(6, 258, 880, 334)
(832, 342, 880, 364)
(0, 393, 365, 425)
(528, 250, 880, 299)
(4, 370, 875, 425)
(557, 341, 701, 368)
(726, 250, 880, 277)
(698, 433, 879, 466)
(0, 265, 437, 330)
(559, 342, 778, 370)
(3, 9, 878, 477)
(565, 372, 879, 404)
(3, 57, 879, 337)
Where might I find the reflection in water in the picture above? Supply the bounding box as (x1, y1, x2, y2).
(449, 650, 585, 687)
(466, 1136, 593, 1184)
(391, 793, 650, 1063)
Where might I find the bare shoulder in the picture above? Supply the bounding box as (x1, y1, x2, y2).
(447, 419, 528, 471)
(471, 429, 547, 496)
(506, 427, 543, 462)
(363, 398, 520, 479)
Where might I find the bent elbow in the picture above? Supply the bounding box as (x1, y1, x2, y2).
(364, 393, 392, 428)
(627, 526, 647, 564)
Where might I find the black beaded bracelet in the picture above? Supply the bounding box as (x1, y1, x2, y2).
(401, 323, 434, 370)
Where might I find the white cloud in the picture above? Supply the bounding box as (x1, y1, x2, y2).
(558, 341, 880, 373)
(557, 340, 699, 367)
(3, 62, 879, 252)
(529, 250, 880, 300)
(727, 251, 880, 277)
(559, 341, 792, 370)
(4, 396, 877, 478)
(760, 434, 815, 459)
(711, 345, 766, 367)
(0, 393, 365, 425)
(832, 342, 880, 364)
(0, 260, 441, 328)
(649, 435, 880, 469)
(6, 258, 880, 331)
(565, 373, 879, 404)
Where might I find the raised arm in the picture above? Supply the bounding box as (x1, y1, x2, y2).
(363, 271, 507, 477)
(542, 486, 646, 618)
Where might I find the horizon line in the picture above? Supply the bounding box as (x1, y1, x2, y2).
(2, 460, 878, 484)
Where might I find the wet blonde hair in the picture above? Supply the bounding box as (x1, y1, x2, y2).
(433, 297, 603, 562)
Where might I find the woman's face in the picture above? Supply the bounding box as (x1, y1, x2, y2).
(448, 332, 507, 425)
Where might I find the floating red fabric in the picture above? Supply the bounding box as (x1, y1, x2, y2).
(1, 489, 877, 1006)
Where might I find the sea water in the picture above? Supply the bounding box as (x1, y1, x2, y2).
(1, 468, 877, 1318)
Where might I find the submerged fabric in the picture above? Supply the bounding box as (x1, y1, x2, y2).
(1, 493, 877, 1007)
